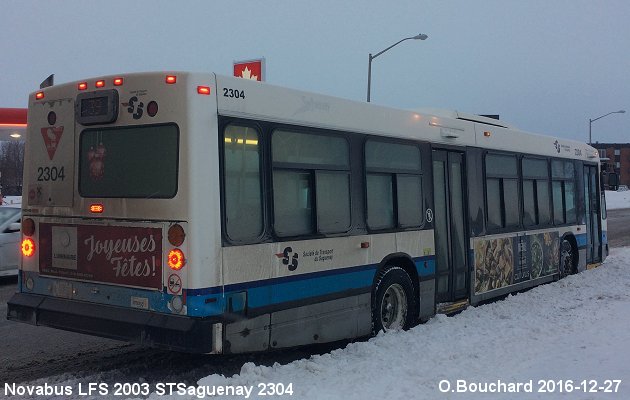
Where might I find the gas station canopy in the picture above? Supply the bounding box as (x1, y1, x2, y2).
(0, 108, 27, 141)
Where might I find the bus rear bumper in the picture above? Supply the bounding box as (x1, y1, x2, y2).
(7, 292, 219, 354)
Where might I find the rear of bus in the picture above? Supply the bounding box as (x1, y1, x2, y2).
(7, 72, 224, 353)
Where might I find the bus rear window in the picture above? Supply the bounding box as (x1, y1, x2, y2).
(79, 124, 179, 198)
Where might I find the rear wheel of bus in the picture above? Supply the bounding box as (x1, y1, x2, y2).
(371, 266, 416, 334)
(559, 238, 577, 278)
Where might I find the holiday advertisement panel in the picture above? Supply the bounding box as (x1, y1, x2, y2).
(39, 223, 163, 289)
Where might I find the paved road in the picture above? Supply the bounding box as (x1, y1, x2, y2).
(1, 209, 629, 384)
(606, 208, 630, 248)
(0, 276, 343, 385)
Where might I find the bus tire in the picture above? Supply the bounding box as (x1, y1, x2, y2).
(559, 238, 576, 278)
(371, 266, 416, 335)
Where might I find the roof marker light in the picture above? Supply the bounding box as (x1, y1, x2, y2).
(35, 92, 45, 100)
(95, 80, 105, 88)
(113, 78, 124, 86)
(197, 86, 211, 95)
(78, 82, 88, 90)
(166, 75, 177, 84)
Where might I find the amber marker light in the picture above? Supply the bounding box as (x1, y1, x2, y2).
(165, 75, 177, 84)
(113, 77, 124, 86)
(35, 92, 45, 100)
(168, 249, 186, 270)
(90, 204, 104, 213)
(95, 80, 105, 88)
(78, 82, 88, 90)
(22, 238, 36, 257)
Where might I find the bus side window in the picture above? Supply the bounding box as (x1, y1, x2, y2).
(551, 160, 576, 225)
(522, 157, 551, 227)
(484, 153, 519, 230)
(364, 140, 423, 230)
(223, 124, 264, 241)
(272, 130, 351, 237)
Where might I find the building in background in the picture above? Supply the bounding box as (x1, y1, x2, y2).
(591, 143, 630, 189)
(0, 108, 26, 196)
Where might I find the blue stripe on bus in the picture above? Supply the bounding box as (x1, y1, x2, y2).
(186, 255, 436, 317)
(26, 256, 435, 318)
(575, 233, 587, 247)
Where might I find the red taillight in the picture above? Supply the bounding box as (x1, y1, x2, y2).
(197, 86, 211, 95)
(22, 218, 35, 237)
(35, 92, 45, 100)
(90, 204, 104, 213)
(166, 75, 177, 84)
(22, 238, 35, 257)
(113, 77, 123, 86)
(95, 80, 105, 88)
(167, 249, 185, 270)
(78, 82, 88, 90)
(168, 224, 186, 247)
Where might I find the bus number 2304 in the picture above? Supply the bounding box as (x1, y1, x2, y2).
(223, 88, 245, 99)
(37, 166, 65, 181)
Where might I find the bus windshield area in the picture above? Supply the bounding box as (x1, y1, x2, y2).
(78, 124, 179, 198)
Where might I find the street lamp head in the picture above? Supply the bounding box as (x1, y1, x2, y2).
(617, 110, 626, 114)
(367, 32, 429, 102)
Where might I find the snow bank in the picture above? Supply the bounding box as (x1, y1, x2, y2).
(606, 190, 630, 210)
(160, 248, 630, 400)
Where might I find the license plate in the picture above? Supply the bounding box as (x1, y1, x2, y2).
(51, 280, 73, 299)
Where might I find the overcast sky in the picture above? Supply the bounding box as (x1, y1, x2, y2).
(1, 0, 628, 143)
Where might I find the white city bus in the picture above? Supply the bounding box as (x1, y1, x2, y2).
(8, 72, 607, 353)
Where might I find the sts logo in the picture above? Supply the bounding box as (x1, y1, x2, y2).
(280, 247, 299, 271)
(554, 140, 561, 153)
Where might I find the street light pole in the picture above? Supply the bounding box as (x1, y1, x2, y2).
(367, 33, 428, 102)
(589, 110, 626, 144)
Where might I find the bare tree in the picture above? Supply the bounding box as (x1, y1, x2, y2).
(0, 141, 25, 196)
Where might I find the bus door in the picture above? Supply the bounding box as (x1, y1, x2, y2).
(432, 150, 468, 302)
(583, 165, 601, 264)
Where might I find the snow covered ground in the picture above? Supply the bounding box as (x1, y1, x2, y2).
(606, 190, 630, 210)
(16, 247, 628, 400)
(166, 248, 629, 400)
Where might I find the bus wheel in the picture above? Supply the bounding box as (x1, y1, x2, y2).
(559, 239, 576, 278)
(372, 266, 415, 334)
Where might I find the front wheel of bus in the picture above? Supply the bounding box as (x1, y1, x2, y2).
(559, 239, 576, 278)
(372, 266, 416, 335)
